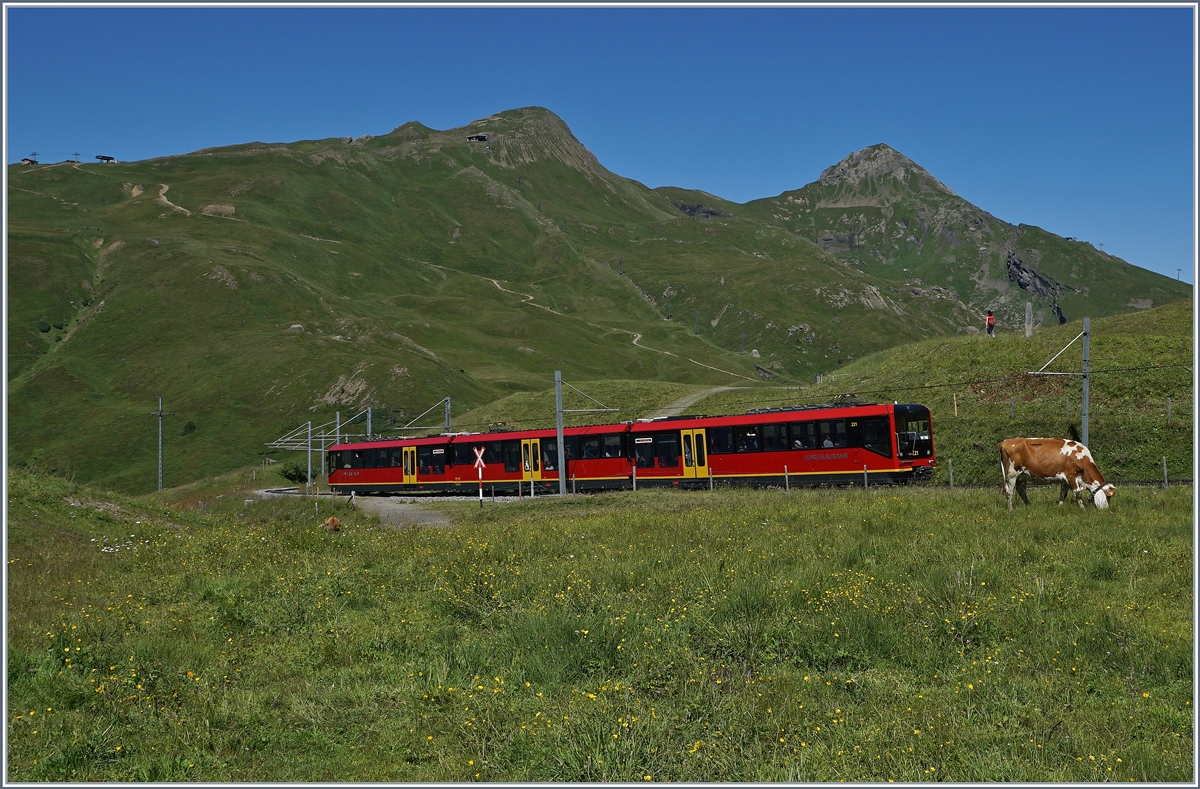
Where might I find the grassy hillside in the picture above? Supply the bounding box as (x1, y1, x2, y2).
(7, 468, 1192, 781)
(7, 111, 1188, 493)
(440, 302, 1193, 487)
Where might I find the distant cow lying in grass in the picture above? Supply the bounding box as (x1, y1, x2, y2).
(1000, 437, 1114, 510)
(321, 516, 341, 532)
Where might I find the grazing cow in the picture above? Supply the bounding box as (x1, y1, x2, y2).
(1000, 437, 1115, 511)
(321, 516, 341, 532)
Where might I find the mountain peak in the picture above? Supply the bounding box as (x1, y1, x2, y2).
(818, 143, 955, 198)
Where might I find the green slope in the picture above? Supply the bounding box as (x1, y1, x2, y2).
(7, 111, 1188, 492)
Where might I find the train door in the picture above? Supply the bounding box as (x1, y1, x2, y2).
(680, 428, 708, 479)
(521, 438, 542, 484)
(402, 446, 417, 485)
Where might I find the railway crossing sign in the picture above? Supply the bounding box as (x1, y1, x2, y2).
(473, 447, 485, 507)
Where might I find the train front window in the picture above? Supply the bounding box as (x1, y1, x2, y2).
(895, 405, 933, 459)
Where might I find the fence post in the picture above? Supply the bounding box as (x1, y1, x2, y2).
(709, 467, 714, 491)
(953, 393, 958, 417)
(1163, 457, 1168, 489)
(632, 464, 637, 492)
(948, 458, 954, 488)
(863, 465, 868, 490)
(784, 465, 789, 491)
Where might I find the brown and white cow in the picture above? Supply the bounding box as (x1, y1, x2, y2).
(1000, 438, 1115, 510)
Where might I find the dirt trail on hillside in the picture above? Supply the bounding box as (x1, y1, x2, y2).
(156, 184, 192, 216)
(644, 385, 747, 418)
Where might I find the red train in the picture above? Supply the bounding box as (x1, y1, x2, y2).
(326, 402, 934, 495)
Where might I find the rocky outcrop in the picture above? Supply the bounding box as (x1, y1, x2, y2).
(1005, 250, 1065, 301)
(670, 201, 728, 218)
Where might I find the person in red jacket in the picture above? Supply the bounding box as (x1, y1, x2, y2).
(986, 310, 996, 339)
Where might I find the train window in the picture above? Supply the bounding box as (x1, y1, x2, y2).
(387, 447, 404, 467)
(603, 434, 624, 459)
(790, 422, 818, 450)
(762, 423, 787, 452)
(655, 432, 679, 468)
(563, 436, 581, 461)
(708, 426, 735, 454)
(503, 441, 521, 473)
(417, 446, 447, 474)
(735, 425, 760, 452)
(694, 433, 706, 466)
(581, 436, 602, 459)
(633, 436, 655, 468)
(542, 440, 558, 471)
(860, 418, 892, 457)
(349, 450, 367, 469)
(484, 442, 505, 465)
(328, 451, 341, 470)
(817, 420, 847, 448)
(682, 433, 693, 467)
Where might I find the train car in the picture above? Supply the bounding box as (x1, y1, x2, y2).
(627, 402, 934, 489)
(325, 402, 934, 496)
(326, 421, 635, 496)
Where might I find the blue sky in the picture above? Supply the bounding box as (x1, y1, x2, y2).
(5, 5, 1195, 282)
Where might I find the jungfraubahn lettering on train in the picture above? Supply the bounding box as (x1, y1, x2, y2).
(325, 402, 935, 496)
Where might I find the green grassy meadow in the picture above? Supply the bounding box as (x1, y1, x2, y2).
(7, 467, 1192, 781)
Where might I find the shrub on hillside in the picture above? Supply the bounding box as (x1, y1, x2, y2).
(279, 462, 309, 485)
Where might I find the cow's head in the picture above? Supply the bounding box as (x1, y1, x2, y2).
(1093, 483, 1115, 510)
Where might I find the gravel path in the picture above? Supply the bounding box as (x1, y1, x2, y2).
(643, 385, 746, 418)
(256, 488, 467, 529)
